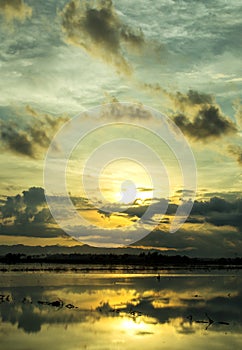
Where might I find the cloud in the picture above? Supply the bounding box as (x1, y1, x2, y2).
(1, 185, 242, 248)
(0, 187, 95, 227)
(173, 105, 237, 141)
(136, 187, 153, 193)
(133, 226, 242, 258)
(191, 196, 242, 231)
(0, 188, 99, 239)
(0, 186, 58, 233)
(22, 187, 46, 208)
(227, 145, 242, 166)
(142, 86, 214, 113)
(206, 213, 242, 230)
(1, 187, 47, 222)
(165, 89, 214, 113)
(99, 194, 242, 233)
(0, 193, 23, 219)
(234, 99, 242, 130)
(100, 102, 153, 121)
(140, 86, 237, 141)
(192, 196, 232, 215)
(60, 0, 146, 75)
(0, 187, 64, 238)
(0, 106, 69, 158)
(0, 122, 35, 157)
(0, 0, 32, 23)
(124, 194, 242, 232)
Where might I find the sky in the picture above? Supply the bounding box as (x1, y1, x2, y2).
(0, 0, 242, 257)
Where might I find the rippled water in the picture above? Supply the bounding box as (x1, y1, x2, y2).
(0, 267, 241, 349)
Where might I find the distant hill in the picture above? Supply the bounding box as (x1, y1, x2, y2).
(0, 243, 161, 257)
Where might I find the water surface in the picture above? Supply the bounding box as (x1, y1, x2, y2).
(0, 267, 241, 349)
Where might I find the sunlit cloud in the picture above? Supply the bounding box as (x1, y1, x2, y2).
(0, 106, 69, 158)
(60, 0, 158, 76)
(0, 0, 32, 23)
(227, 144, 242, 166)
(173, 106, 237, 141)
(1, 184, 242, 256)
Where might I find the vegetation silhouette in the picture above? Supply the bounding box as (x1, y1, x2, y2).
(1, 252, 242, 270)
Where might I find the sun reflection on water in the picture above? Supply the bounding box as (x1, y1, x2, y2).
(0, 270, 242, 349)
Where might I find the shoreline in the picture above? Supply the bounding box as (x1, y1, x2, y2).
(1, 262, 242, 273)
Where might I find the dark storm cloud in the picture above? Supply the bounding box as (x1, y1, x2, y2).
(0, 187, 64, 238)
(0, 0, 32, 23)
(0, 188, 97, 238)
(0, 187, 94, 225)
(123, 195, 242, 232)
(22, 187, 45, 208)
(142, 86, 214, 110)
(165, 89, 214, 112)
(0, 107, 69, 158)
(173, 105, 237, 141)
(227, 145, 242, 166)
(0, 187, 53, 224)
(0, 193, 23, 219)
(185, 217, 204, 224)
(191, 196, 242, 231)
(191, 197, 233, 215)
(0, 223, 65, 238)
(60, 0, 146, 75)
(141, 86, 238, 140)
(206, 213, 242, 230)
(0, 122, 34, 157)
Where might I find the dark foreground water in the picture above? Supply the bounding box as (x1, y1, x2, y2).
(0, 267, 241, 349)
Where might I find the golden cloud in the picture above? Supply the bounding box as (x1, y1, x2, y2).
(0, 0, 32, 23)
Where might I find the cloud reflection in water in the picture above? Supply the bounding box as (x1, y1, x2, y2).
(0, 270, 241, 349)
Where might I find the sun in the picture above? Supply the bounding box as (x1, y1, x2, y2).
(118, 180, 137, 204)
(98, 159, 154, 204)
(115, 180, 153, 205)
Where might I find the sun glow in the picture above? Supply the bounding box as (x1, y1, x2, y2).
(99, 159, 154, 204)
(121, 318, 150, 335)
